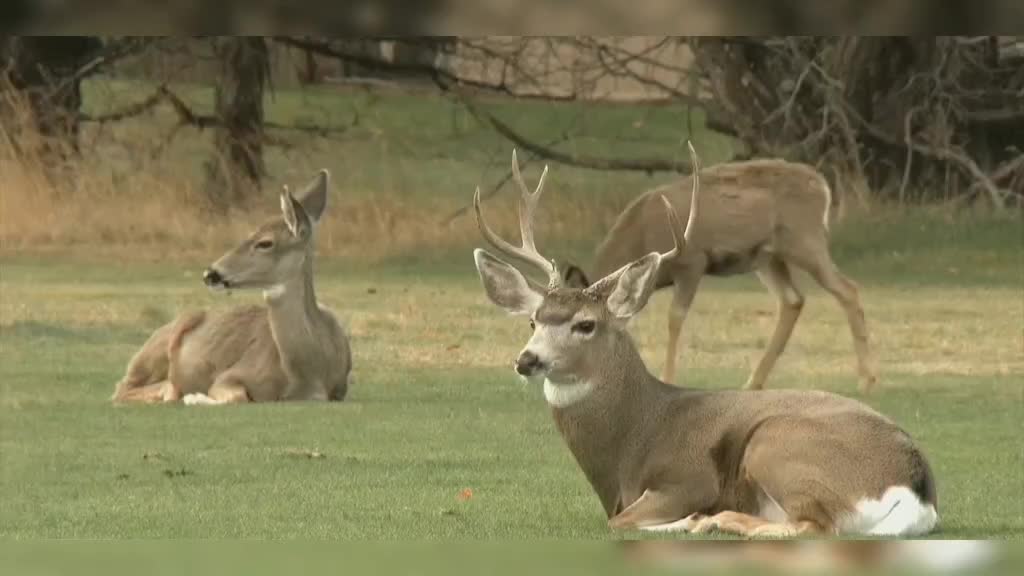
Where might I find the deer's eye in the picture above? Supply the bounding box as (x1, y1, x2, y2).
(529, 319, 536, 331)
(572, 320, 596, 335)
(254, 239, 275, 251)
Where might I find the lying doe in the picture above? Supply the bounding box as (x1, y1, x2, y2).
(563, 155, 876, 392)
(471, 148, 936, 537)
(111, 170, 351, 405)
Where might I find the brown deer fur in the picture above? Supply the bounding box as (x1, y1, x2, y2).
(564, 159, 876, 393)
(111, 171, 351, 405)
(473, 149, 935, 537)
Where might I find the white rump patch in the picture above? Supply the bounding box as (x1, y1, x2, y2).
(183, 393, 223, 406)
(839, 485, 938, 536)
(543, 378, 594, 408)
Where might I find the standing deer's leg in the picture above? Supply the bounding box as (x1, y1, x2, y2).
(662, 268, 702, 384)
(798, 252, 876, 394)
(745, 259, 804, 390)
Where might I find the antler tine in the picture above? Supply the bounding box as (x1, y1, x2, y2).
(474, 152, 560, 288)
(656, 141, 702, 262)
(657, 196, 683, 261)
(511, 149, 550, 255)
(473, 186, 523, 263)
(683, 141, 701, 246)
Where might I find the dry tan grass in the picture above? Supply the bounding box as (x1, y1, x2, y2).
(2, 267, 1020, 389)
(3, 90, 1019, 389)
(0, 99, 620, 262)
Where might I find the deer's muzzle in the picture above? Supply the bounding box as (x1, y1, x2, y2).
(515, 350, 545, 377)
(203, 268, 230, 289)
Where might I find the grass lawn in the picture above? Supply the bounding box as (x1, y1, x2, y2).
(1, 77, 1022, 541)
(0, 242, 1021, 539)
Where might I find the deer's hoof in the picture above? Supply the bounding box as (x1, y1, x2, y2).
(183, 393, 219, 406)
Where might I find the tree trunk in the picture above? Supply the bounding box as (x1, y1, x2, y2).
(0, 36, 100, 164)
(203, 37, 268, 210)
(301, 43, 320, 85)
(691, 36, 1022, 206)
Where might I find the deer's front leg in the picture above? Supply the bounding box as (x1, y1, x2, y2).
(608, 484, 716, 532)
(183, 372, 251, 406)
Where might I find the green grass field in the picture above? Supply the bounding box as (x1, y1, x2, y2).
(1, 78, 1022, 540)
(1, 236, 1021, 539)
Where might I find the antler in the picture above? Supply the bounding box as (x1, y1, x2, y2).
(682, 140, 700, 247)
(657, 140, 702, 261)
(583, 141, 701, 296)
(474, 149, 561, 288)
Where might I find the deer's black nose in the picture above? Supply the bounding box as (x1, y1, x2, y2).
(203, 268, 223, 287)
(515, 350, 544, 376)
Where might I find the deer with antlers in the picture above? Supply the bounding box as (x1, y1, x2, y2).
(111, 170, 351, 405)
(470, 148, 936, 537)
(562, 154, 876, 393)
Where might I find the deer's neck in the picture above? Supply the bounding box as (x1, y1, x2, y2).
(549, 331, 670, 514)
(263, 253, 328, 390)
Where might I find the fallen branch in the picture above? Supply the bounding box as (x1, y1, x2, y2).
(840, 97, 1008, 210)
(991, 153, 1024, 184)
(78, 90, 165, 124)
(788, 49, 1010, 211)
(158, 86, 216, 129)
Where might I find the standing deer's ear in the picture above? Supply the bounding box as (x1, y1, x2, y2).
(602, 253, 661, 319)
(563, 264, 591, 288)
(294, 169, 329, 224)
(473, 249, 544, 315)
(280, 185, 312, 238)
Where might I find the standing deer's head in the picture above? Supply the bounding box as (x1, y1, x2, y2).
(203, 170, 329, 293)
(473, 147, 700, 393)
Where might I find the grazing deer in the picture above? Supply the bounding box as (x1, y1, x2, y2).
(562, 155, 876, 393)
(111, 170, 352, 405)
(471, 149, 936, 537)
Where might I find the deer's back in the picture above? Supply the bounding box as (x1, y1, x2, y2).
(661, 388, 935, 511)
(593, 159, 832, 280)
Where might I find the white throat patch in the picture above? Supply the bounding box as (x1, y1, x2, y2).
(263, 284, 287, 300)
(543, 378, 595, 408)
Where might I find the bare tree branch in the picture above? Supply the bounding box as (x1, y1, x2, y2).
(59, 37, 156, 91)
(829, 84, 1009, 210)
(80, 85, 356, 146)
(442, 83, 694, 174)
(440, 132, 571, 226)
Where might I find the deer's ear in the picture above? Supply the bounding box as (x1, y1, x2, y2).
(473, 249, 543, 316)
(603, 253, 661, 319)
(280, 186, 312, 238)
(563, 264, 590, 288)
(295, 169, 328, 224)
